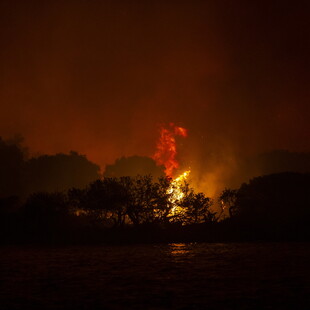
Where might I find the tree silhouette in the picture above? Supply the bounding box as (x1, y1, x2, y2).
(179, 183, 215, 224)
(68, 175, 216, 227)
(104, 156, 165, 179)
(121, 175, 173, 226)
(0, 137, 24, 197)
(68, 178, 128, 227)
(232, 172, 310, 238)
(23, 151, 100, 196)
(218, 188, 238, 218)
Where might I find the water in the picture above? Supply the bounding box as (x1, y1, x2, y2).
(0, 243, 309, 309)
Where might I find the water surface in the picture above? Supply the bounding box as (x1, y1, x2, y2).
(0, 243, 309, 309)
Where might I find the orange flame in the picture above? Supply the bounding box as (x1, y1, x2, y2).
(153, 123, 187, 178)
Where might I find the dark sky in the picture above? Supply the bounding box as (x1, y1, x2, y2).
(0, 0, 309, 193)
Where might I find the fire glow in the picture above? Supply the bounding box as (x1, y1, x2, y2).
(168, 170, 191, 217)
(153, 123, 188, 178)
(153, 123, 191, 218)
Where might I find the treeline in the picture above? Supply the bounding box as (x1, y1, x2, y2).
(1, 172, 310, 244)
(0, 137, 100, 198)
(0, 175, 217, 244)
(219, 172, 310, 240)
(0, 137, 309, 243)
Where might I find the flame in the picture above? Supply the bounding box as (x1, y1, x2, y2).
(168, 169, 191, 217)
(153, 123, 187, 178)
(153, 123, 190, 220)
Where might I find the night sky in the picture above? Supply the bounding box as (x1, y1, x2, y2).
(1, 0, 309, 194)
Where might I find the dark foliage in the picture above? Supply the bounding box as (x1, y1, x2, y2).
(221, 172, 310, 240)
(104, 156, 165, 179)
(0, 141, 309, 244)
(22, 151, 100, 196)
(0, 137, 100, 199)
(0, 137, 24, 197)
(68, 175, 214, 228)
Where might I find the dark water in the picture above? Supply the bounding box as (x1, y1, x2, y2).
(0, 243, 309, 309)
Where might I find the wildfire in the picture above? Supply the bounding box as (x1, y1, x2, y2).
(168, 170, 191, 217)
(153, 123, 191, 219)
(153, 122, 187, 178)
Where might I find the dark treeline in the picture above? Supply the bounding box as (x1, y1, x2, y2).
(0, 137, 100, 198)
(0, 174, 217, 244)
(0, 137, 310, 244)
(219, 172, 310, 241)
(235, 150, 310, 187)
(1, 172, 310, 244)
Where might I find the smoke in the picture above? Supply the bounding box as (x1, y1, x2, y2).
(0, 1, 309, 192)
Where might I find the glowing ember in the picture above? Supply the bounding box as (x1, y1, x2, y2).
(153, 123, 187, 178)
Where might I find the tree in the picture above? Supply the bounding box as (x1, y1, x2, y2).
(120, 175, 152, 226)
(23, 152, 100, 196)
(104, 156, 165, 179)
(233, 172, 310, 237)
(218, 188, 238, 218)
(179, 184, 215, 224)
(0, 137, 25, 197)
(120, 175, 177, 226)
(152, 176, 174, 224)
(68, 178, 128, 227)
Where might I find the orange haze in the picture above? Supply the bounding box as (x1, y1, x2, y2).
(0, 1, 309, 196)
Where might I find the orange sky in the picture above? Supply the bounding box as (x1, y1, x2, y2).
(0, 0, 309, 176)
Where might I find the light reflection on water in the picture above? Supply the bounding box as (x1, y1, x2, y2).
(0, 243, 309, 309)
(169, 243, 190, 256)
